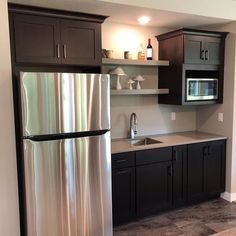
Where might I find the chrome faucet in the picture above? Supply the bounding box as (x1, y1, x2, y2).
(129, 113, 138, 139)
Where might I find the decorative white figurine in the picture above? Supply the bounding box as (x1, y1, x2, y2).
(116, 76, 122, 90)
(133, 75, 145, 90)
(127, 79, 135, 90)
(109, 67, 126, 90)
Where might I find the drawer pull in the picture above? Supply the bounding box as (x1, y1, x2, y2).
(116, 159, 127, 163)
(116, 170, 128, 175)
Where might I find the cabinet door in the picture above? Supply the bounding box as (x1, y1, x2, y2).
(60, 19, 101, 66)
(13, 14, 61, 64)
(204, 36, 223, 65)
(206, 140, 226, 196)
(112, 168, 135, 225)
(136, 161, 172, 217)
(173, 145, 187, 207)
(184, 35, 205, 64)
(187, 142, 207, 203)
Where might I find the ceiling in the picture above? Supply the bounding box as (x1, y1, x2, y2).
(8, 0, 233, 28)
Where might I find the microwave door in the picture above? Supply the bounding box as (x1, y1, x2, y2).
(186, 78, 218, 101)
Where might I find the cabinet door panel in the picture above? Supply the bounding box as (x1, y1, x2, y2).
(136, 161, 172, 217)
(205, 37, 222, 65)
(13, 14, 60, 64)
(173, 145, 187, 207)
(60, 19, 101, 66)
(187, 142, 206, 203)
(112, 168, 135, 225)
(184, 35, 205, 64)
(206, 140, 226, 196)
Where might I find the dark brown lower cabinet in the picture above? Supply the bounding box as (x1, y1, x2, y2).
(112, 140, 226, 225)
(187, 140, 226, 203)
(187, 142, 206, 203)
(112, 167, 135, 225)
(206, 140, 226, 196)
(173, 145, 187, 207)
(136, 161, 172, 217)
(112, 152, 135, 225)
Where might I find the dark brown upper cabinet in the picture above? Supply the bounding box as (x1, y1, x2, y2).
(184, 35, 223, 65)
(13, 14, 61, 64)
(9, 4, 106, 66)
(60, 19, 101, 66)
(156, 28, 228, 105)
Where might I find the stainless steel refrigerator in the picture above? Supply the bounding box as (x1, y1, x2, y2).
(20, 72, 112, 236)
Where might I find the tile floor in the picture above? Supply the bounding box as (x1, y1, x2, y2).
(114, 199, 236, 236)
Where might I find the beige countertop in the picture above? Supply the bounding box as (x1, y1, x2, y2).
(111, 131, 227, 154)
(211, 227, 236, 235)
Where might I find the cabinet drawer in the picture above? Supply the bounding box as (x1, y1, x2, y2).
(136, 147, 172, 165)
(112, 152, 135, 169)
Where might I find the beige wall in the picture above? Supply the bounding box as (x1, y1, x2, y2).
(110, 96, 196, 139)
(102, 22, 170, 60)
(0, 1, 20, 235)
(99, 0, 236, 21)
(102, 22, 197, 139)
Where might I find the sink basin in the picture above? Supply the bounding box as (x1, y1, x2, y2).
(129, 137, 162, 146)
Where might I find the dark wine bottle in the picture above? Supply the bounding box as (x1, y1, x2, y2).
(146, 38, 153, 60)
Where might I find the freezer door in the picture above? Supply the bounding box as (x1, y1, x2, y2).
(20, 72, 110, 136)
(23, 132, 112, 236)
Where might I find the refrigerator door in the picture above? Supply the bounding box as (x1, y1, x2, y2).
(20, 72, 110, 137)
(23, 131, 112, 236)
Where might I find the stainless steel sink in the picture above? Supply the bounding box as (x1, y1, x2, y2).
(129, 137, 162, 146)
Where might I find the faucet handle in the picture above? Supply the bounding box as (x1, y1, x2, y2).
(133, 125, 137, 135)
(130, 128, 134, 139)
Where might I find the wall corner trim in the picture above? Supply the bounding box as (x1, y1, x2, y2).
(221, 191, 236, 202)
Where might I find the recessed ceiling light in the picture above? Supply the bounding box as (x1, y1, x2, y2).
(138, 16, 150, 25)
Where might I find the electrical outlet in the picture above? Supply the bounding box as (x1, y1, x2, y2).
(171, 112, 176, 121)
(218, 113, 224, 122)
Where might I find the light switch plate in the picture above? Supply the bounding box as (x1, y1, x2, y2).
(171, 112, 176, 121)
(218, 113, 224, 122)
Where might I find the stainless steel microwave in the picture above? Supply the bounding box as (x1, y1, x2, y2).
(186, 78, 218, 101)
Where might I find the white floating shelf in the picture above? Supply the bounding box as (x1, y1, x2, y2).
(110, 89, 169, 95)
(102, 58, 169, 66)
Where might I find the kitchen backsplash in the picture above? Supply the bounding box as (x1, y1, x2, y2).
(111, 95, 197, 139)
